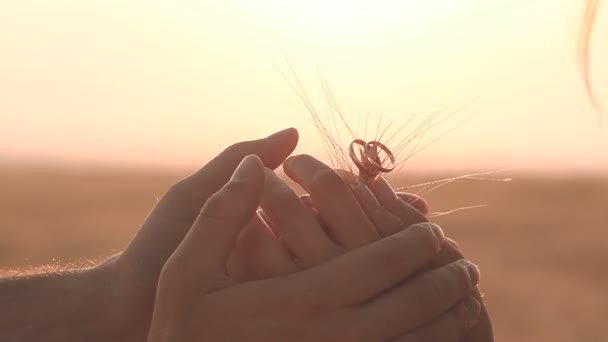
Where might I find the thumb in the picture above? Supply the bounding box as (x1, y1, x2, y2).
(119, 127, 298, 283)
(170, 154, 265, 291)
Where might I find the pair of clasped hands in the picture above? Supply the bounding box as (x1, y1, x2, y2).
(103, 128, 493, 341)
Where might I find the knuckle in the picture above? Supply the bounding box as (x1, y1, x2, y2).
(199, 183, 243, 219)
(446, 260, 474, 292)
(199, 196, 226, 220)
(376, 235, 408, 266)
(157, 256, 184, 293)
(424, 270, 448, 304)
(408, 223, 442, 254)
(165, 176, 211, 206)
(414, 262, 473, 308)
(165, 178, 192, 200)
(452, 302, 472, 335)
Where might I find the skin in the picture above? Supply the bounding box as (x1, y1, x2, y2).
(0, 0, 600, 338)
(0, 128, 493, 341)
(0, 266, 118, 341)
(227, 153, 495, 341)
(0, 128, 300, 341)
(147, 154, 481, 341)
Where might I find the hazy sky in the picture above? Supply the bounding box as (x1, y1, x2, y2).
(1, 0, 607, 171)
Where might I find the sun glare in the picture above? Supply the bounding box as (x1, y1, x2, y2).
(246, 0, 455, 34)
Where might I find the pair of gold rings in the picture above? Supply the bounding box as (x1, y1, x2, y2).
(348, 139, 396, 183)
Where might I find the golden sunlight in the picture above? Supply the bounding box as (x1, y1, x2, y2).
(249, 1, 440, 32)
(237, 0, 480, 46)
(0, 0, 606, 169)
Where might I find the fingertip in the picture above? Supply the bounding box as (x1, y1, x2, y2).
(396, 192, 429, 215)
(261, 128, 299, 169)
(231, 154, 265, 185)
(262, 167, 293, 200)
(369, 177, 429, 215)
(457, 259, 480, 287)
(281, 154, 318, 184)
(266, 127, 298, 142)
(406, 222, 445, 253)
(282, 153, 305, 172)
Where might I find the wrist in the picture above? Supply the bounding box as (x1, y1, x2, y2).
(93, 255, 131, 339)
(0, 260, 125, 342)
(96, 254, 157, 342)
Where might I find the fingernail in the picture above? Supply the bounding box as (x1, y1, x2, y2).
(459, 259, 480, 286)
(410, 222, 444, 244)
(426, 223, 445, 244)
(406, 222, 444, 252)
(462, 296, 481, 329)
(231, 154, 261, 182)
(266, 127, 297, 142)
(299, 194, 314, 209)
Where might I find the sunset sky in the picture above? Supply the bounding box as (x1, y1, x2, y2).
(1, 0, 607, 171)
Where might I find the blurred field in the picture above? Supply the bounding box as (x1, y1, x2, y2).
(0, 164, 607, 341)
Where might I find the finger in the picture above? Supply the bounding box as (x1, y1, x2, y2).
(462, 295, 495, 342)
(357, 259, 480, 340)
(298, 195, 326, 237)
(228, 211, 297, 281)
(368, 176, 427, 228)
(261, 169, 341, 267)
(351, 182, 405, 237)
(392, 296, 481, 342)
(445, 237, 460, 250)
(283, 155, 379, 248)
(299, 194, 319, 218)
(290, 222, 444, 306)
(372, 177, 494, 340)
(170, 155, 265, 291)
(428, 243, 495, 342)
(396, 192, 429, 216)
(121, 128, 298, 281)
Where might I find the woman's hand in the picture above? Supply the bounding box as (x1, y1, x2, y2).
(228, 154, 494, 341)
(365, 175, 494, 342)
(147, 155, 480, 341)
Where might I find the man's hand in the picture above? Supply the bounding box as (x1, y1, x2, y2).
(103, 128, 299, 340)
(0, 128, 298, 342)
(147, 154, 481, 341)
